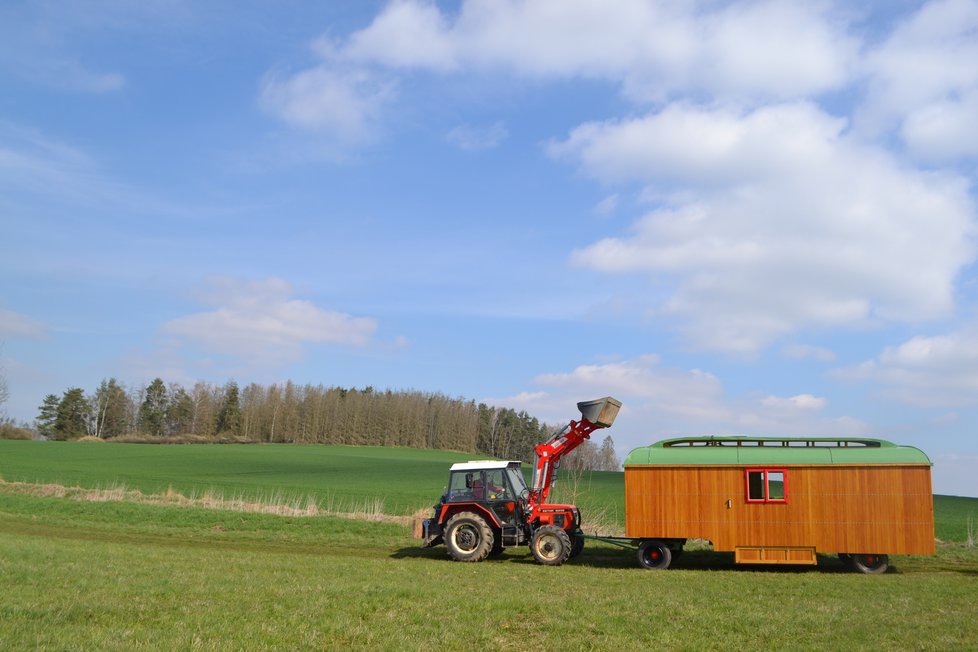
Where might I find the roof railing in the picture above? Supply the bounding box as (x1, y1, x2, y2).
(663, 438, 883, 449)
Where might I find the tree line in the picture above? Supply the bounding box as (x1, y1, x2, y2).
(32, 378, 620, 470)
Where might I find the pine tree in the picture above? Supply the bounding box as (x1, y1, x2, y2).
(167, 384, 194, 435)
(54, 388, 89, 439)
(139, 378, 168, 436)
(36, 394, 61, 438)
(217, 381, 241, 435)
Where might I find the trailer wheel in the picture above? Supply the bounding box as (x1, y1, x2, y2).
(850, 553, 889, 574)
(531, 526, 572, 566)
(444, 512, 494, 562)
(637, 539, 672, 570)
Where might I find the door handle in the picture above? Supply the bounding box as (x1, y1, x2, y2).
(725, 499, 732, 509)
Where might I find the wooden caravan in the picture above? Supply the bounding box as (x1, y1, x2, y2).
(623, 436, 935, 573)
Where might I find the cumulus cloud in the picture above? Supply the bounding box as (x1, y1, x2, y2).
(489, 355, 865, 445)
(860, 0, 978, 160)
(835, 324, 978, 407)
(263, 0, 857, 139)
(259, 62, 394, 143)
(553, 102, 977, 351)
(162, 277, 377, 365)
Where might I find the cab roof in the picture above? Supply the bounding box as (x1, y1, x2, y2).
(449, 460, 522, 472)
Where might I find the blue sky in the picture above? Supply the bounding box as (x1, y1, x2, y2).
(1, 1, 977, 496)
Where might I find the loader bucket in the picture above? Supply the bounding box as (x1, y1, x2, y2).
(577, 396, 622, 428)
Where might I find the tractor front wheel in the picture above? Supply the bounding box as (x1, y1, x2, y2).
(444, 512, 494, 562)
(637, 539, 672, 570)
(531, 526, 572, 566)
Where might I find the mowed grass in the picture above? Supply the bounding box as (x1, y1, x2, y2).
(1, 441, 977, 649)
(1, 491, 977, 650)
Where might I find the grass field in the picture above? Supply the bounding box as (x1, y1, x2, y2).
(1, 441, 977, 649)
(0, 439, 624, 522)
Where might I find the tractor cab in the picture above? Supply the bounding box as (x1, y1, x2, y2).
(444, 461, 528, 504)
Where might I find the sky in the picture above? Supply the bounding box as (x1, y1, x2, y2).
(1, 0, 977, 497)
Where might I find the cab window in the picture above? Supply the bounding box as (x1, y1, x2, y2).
(447, 471, 479, 502)
(484, 469, 508, 500)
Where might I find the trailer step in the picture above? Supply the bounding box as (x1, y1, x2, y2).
(735, 546, 817, 565)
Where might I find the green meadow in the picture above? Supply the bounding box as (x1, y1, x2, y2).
(1, 441, 976, 650)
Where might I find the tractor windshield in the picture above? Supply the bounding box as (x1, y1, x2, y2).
(506, 466, 529, 499)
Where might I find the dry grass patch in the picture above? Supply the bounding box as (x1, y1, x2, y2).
(0, 477, 412, 524)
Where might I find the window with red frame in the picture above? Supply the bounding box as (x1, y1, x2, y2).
(745, 469, 787, 503)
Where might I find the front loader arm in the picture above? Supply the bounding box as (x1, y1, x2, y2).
(529, 418, 603, 505)
(528, 397, 622, 507)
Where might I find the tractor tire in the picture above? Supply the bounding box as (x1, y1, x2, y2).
(444, 512, 495, 562)
(637, 539, 672, 570)
(531, 526, 572, 566)
(487, 539, 506, 558)
(850, 553, 889, 574)
(569, 533, 585, 559)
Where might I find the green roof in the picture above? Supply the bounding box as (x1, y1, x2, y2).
(623, 436, 931, 466)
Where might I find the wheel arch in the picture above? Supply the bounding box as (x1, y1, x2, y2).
(438, 502, 502, 530)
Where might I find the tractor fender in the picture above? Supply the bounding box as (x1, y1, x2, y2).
(438, 502, 501, 529)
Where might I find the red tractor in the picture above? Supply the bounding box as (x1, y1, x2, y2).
(421, 397, 621, 565)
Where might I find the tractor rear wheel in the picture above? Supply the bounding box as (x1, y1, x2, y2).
(569, 533, 585, 559)
(637, 539, 672, 570)
(531, 526, 572, 566)
(444, 512, 494, 562)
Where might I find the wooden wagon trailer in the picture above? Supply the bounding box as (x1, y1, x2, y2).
(620, 436, 935, 573)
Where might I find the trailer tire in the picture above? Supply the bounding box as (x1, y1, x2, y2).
(850, 553, 888, 574)
(531, 526, 572, 566)
(637, 539, 672, 570)
(444, 512, 494, 562)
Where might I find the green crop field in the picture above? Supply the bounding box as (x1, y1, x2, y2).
(1, 441, 977, 650)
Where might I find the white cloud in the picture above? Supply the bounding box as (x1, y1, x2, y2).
(900, 89, 978, 162)
(835, 324, 978, 407)
(264, 0, 858, 139)
(446, 122, 508, 151)
(490, 355, 865, 448)
(860, 0, 978, 160)
(759, 393, 826, 410)
(346, 0, 459, 71)
(259, 63, 394, 143)
(553, 102, 977, 351)
(162, 277, 377, 365)
(0, 309, 46, 338)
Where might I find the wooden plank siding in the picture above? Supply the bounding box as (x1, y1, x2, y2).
(624, 464, 935, 555)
